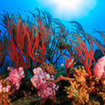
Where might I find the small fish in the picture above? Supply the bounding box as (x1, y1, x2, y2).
(60, 63, 65, 67)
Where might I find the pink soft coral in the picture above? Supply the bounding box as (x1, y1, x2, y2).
(31, 67, 58, 99)
(6, 67, 25, 91)
(93, 56, 105, 79)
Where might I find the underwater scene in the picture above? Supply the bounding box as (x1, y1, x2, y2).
(0, 0, 105, 105)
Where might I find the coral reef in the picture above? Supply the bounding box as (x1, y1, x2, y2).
(53, 66, 105, 104)
(0, 9, 105, 105)
(64, 66, 105, 104)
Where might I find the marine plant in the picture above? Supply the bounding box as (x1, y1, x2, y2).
(51, 19, 78, 77)
(0, 11, 46, 70)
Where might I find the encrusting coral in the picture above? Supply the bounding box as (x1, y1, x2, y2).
(98, 92, 105, 104)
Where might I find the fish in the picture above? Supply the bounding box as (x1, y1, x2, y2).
(60, 63, 65, 67)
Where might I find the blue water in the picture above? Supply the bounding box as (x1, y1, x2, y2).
(0, 0, 105, 31)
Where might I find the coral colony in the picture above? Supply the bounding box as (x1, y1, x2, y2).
(6, 67, 25, 91)
(0, 67, 25, 104)
(0, 9, 105, 104)
(31, 67, 59, 99)
(93, 56, 105, 79)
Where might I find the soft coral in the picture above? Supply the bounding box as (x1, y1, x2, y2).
(93, 56, 105, 79)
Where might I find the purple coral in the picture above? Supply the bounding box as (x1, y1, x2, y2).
(31, 67, 58, 99)
(93, 56, 105, 79)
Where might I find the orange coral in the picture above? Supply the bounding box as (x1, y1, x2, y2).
(65, 81, 89, 105)
(72, 67, 98, 94)
(0, 78, 12, 105)
(100, 77, 105, 87)
(73, 66, 88, 83)
(64, 66, 102, 104)
(41, 62, 57, 75)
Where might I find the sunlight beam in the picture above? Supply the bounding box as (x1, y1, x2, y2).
(38, 0, 97, 20)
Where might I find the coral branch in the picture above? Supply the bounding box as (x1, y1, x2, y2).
(48, 75, 74, 83)
(61, 47, 77, 77)
(70, 34, 94, 76)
